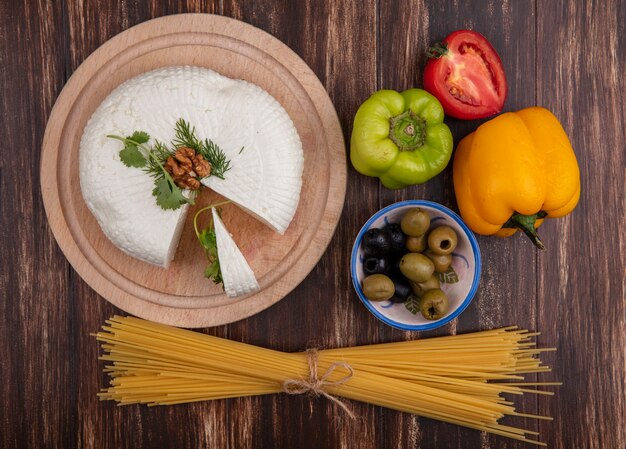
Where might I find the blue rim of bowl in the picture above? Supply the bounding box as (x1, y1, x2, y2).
(350, 200, 482, 331)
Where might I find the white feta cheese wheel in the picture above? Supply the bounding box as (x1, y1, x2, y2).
(212, 208, 260, 297)
(79, 66, 303, 269)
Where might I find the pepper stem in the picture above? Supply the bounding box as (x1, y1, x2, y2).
(427, 42, 449, 59)
(503, 211, 548, 250)
(389, 111, 427, 151)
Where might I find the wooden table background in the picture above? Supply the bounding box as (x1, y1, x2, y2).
(1, 1, 624, 448)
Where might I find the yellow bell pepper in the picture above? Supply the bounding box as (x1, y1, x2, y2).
(453, 107, 580, 249)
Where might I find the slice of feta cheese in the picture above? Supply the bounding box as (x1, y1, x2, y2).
(199, 80, 304, 234)
(212, 208, 260, 297)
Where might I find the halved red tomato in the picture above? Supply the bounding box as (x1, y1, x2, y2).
(423, 30, 507, 120)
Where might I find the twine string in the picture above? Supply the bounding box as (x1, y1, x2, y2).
(282, 348, 355, 418)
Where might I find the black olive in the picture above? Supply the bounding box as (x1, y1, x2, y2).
(390, 277, 412, 303)
(388, 249, 409, 279)
(362, 228, 392, 257)
(363, 256, 389, 275)
(384, 223, 406, 253)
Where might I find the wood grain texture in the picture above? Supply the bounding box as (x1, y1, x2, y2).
(535, 2, 625, 449)
(1, 0, 624, 448)
(0, 1, 72, 448)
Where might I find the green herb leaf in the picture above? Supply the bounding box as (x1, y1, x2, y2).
(204, 262, 222, 283)
(197, 227, 215, 249)
(405, 295, 421, 315)
(437, 266, 459, 284)
(200, 138, 232, 179)
(143, 140, 174, 182)
(130, 131, 150, 144)
(172, 118, 232, 180)
(152, 177, 191, 210)
(119, 144, 147, 168)
(198, 228, 222, 284)
(173, 118, 202, 150)
(194, 205, 229, 285)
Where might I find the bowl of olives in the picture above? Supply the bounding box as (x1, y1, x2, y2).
(351, 200, 481, 331)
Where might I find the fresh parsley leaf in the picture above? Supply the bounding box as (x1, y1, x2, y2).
(198, 228, 216, 249)
(194, 204, 231, 286)
(119, 144, 147, 168)
(130, 131, 150, 144)
(152, 177, 192, 210)
(197, 221, 223, 284)
(204, 262, 222, 283)
(109, 132, 188, 210)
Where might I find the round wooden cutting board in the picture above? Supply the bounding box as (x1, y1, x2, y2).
(40, 14, 346, 328)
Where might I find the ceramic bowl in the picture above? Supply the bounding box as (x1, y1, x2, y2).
(351, 200, 481, 331)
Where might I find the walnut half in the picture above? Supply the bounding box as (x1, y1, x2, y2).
(164, 146, 211, 190)
(194, 154, 211, 178)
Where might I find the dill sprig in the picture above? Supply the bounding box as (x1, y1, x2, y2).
(143, 140, 172, 181)
(173, 118, 202, 149)
(173, 118, 232, 180)
(199, 138, 232, 179)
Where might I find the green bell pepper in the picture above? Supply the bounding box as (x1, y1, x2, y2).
(350, 88, 453, 189)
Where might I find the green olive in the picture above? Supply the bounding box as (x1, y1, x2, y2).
(361, 274, 395, 301)
(424, 249, 452, 273)
(400, 208, 431, 237)
(419, 289, 450, 320)
(399, 253, 435, 283)
(427, 226, 458, 255)
(406, 233, 428, 253)
(410, 275, 441, 297)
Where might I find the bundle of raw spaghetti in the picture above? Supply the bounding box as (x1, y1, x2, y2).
(96, 316, 559, 446)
